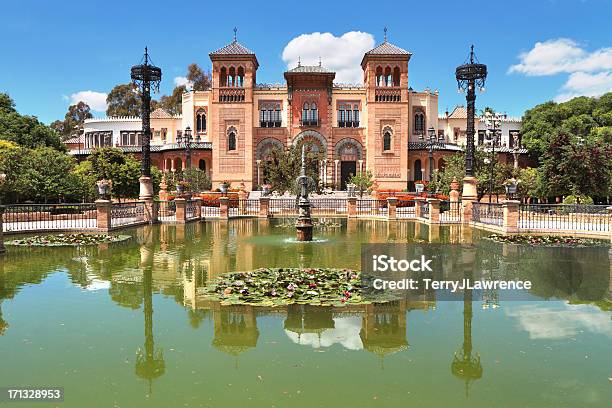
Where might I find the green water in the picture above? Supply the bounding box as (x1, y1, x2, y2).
(0, 219, 610, 408)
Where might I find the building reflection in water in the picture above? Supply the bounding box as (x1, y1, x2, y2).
(212, 305, 259, 368)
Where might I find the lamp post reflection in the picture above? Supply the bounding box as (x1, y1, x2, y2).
(135, 244, 165, 394)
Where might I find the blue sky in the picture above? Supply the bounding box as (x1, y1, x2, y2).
(1, 0, 611, 124)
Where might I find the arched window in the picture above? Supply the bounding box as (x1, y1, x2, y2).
(353, 104, 360, 126)
(414, 111, 425, 134)
(199, 159, 206, 171)
(220, 67, 227, 87)
(383, 127, 392, 151)
(228, 67, 236, 87)
(227, 126, 237, 151)
(196, 109, 207, 133)
(311, 103, 318, 124)
(302, 102, 310, 123)
(393, 67, 400, 86)
(414, 160, 422, 181)
(174, 157, 183, 171)
(384, 67, 392, 86)
(237, 67, 245, 87)
(376, 66, 383, 87)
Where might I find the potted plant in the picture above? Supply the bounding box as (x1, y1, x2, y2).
(96, 179, 112, 200)
(262, 183, 271, 196)
(504, 178, 520, 199)
(219, 181, 230, 195)
(346, 183, 356, 197)
(176, 180, 190, 196)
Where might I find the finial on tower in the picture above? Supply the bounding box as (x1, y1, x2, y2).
(318, 56, 321, 67)
(298, 56, 301, 67)
(144, 46, 149, 64)
(233, 27, 237, 42)
(384, 27, 388, 42)
(470, 44, 474, 63)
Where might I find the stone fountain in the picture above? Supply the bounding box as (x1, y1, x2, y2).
(296, 145, 313, 241)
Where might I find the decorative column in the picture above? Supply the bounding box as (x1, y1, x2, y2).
(428, 198, 440, 224)
(334, 160, 340, 190)
(259, 197, 270, 218)
(219, 196, 229, 220)
(256, 160, 261, 187)
(175, 197, 187, 224)
(502, 200, 520, 233)
(358, 159, 364, 174)
(96, 199, 112, 231)
(193, 197, 202, 219)
(347, 197, 357, 218)
(387, 197, 397, 220)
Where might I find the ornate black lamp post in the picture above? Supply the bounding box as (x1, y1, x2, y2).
(456, 46, 487, 200)
(420, 127, 439, 196)
(484, 111, 501, 203)
(131, 47, 162, 200)
(177, 126, 193, 170)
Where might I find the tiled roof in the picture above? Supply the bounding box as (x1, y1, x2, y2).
(150, 108, 173, 119)
(65, 135, 84, 144)
(68, 142, 212, 155)
(365, 41, 411, 56)
(448, 106, 467, 119)
(285, 65, 333, 74)
(210, 40, 255, 55)
(409, 142, 463, 152)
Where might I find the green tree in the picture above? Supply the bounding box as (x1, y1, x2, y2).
(261, 145, 322, 194)
(348, 170, 374, 197)
(106, 84, 141, 117)
(187, 64, 211, 91)
(51, 101, 93, 140)
(159, 85, 186, 116)
(182, 168, 211, 193)
(88, 147, 141, 199)
(0, 93, 65, 151)
(23, 147, 83, 203)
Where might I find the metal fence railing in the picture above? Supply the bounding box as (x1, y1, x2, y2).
(310, 198, 347, 216)
(186, 199, 198, 221)
(396, 200, 415, 219)
(228, 199, 260, 216)
(111, 201, 146, 228)
(472, 202, 503, 226)
(2, 203, 97, 232)
(158, 200, 176, 222)
(519, 204, 610, 232)
(269, 198, 298, 216)
(440, 201, 461, 223)
(356, 199, 387, 216)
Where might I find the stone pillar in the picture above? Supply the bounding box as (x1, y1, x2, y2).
(334, 159, 340, 190)
(414, 198, 423, 218)
(143, 199, 157, 223)
(502, 200, 521, 233)
(256, 160, 261, 187)
(138, 176, 154, 201)
(95, 199, 112, 231)
(428, 198, 440, 223)
(347, 197, 357, 218)
(175, 197, 187, 224)
(238, 190, 247, 215)
(0, 206, 5, 253)
(193, 197, 202, 219)
(387, 197, 397, 220)
(158, 174, 169, 202)
(219, 196, 229, 220)
(259, 197, 270, 218)
(461, 176, 478, 224)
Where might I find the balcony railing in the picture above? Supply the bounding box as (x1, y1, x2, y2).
(219, 88, 245, 103)
(338, 121, 360, 128)
(301, 118, 319, 127)
(260, 121, 282, 128)
(375, 88, 401, 102)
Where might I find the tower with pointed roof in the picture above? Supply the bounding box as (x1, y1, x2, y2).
(361, 29, 413, 189)
(208, 28, 259, 188)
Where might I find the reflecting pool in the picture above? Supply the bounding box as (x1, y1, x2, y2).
(0, 219, 610, 407)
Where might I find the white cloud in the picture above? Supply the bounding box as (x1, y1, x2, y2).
(509, 38, 612, 101)
(68, 90, 107, 112)
(555, 71, 612, 102)
(174, 76, 192, 88)
(282, 31, 375, 84)
(505, 303, 612, 340)
(284, 316, 364, 350)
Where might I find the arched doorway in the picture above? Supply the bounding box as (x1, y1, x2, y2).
(198, 159, 206, 171)
(414, 159, 423, 181)
(292, 130, 327, 184)
(334, 138, 363, 190)
(256, 137, 284, 185)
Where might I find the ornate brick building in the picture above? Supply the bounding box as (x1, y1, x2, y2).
(72, 35, 526, 191)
